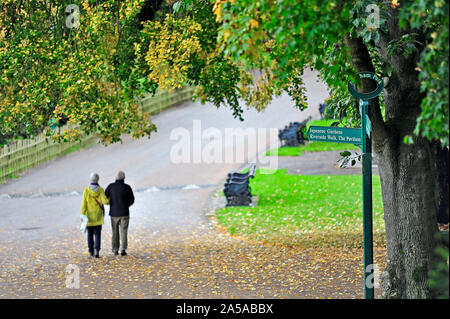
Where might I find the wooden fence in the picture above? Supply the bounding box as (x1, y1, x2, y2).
(141, 85, 194, 114)
(0, 86, 195, 184)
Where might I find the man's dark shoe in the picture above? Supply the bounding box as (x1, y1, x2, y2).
(89, 251, 94, 257)
(94, 249, 100, 258)
(120, 250, 127, 256)
(113, 251, 119, 256)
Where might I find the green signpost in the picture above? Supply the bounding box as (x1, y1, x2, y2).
(307, 71, 383, 299)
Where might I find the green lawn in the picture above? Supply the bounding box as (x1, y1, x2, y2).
(267, 119, 360, 156)
(266, 141, 359, 156)
(215, 169, 385, 248)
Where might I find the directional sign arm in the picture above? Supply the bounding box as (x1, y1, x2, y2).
(307, 126, 362, 146)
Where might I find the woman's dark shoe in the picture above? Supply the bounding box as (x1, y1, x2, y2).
(94, 249, 100, 258)
(113, 251, 119, 256)
(120, 250, 127, 256)
(89, 250, 94, 257)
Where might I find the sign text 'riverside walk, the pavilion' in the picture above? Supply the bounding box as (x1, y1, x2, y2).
(307, 126, 362, 145)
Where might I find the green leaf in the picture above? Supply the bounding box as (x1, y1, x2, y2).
(173, 1, 182, 13)
(403, 135, 414, 145)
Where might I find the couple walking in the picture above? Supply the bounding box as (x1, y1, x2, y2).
(80, 171, 135, 258)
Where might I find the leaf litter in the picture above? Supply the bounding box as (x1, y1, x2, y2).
(0, 219, 386, 299)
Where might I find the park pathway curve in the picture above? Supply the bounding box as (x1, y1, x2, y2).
(0, 70, 383, 299)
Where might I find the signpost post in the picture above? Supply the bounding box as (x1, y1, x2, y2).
(307, 71, 383, 299)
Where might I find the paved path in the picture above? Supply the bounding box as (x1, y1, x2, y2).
(0, 70, 382, 299)
(0, 69, 324, 243)
(276, 151, 379, 176)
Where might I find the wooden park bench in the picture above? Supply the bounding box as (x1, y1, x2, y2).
(278, 116, 311, 147)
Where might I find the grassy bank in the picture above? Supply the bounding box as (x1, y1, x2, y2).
(215, 169, 385, 248)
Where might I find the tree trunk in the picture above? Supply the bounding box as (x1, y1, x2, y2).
(436, 145, 449, 224)
(344, 31, 441, 298)
(378, 136, 439, 298)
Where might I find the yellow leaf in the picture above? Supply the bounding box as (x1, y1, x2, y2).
(249, 19, 259, 29)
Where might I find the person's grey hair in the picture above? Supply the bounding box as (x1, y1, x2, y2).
(116, 171, 125, 181)
(90, 172, 99, 183)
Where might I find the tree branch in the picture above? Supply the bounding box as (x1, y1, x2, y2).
(376, 5, 426, 133)
(344, 33, 388, 152)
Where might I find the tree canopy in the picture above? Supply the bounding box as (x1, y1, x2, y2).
(1, 0, 447, 147)
(0, 0, 157, 145)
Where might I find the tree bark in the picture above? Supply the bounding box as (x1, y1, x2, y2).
(344, 31, 440, 298)
(436, 145, 449, 224)
(378, 136, 440, 298)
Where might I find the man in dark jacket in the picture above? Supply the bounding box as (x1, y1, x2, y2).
(105, 171, 135, 256)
